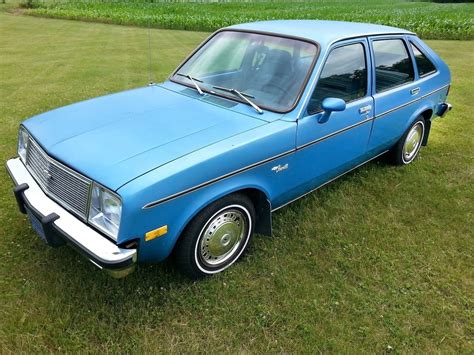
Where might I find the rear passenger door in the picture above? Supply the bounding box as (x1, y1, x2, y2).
(367, 36, 420, 154)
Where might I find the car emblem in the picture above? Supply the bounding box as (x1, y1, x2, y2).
(43, 168, 53, 180)
(271, 163, 288, 173)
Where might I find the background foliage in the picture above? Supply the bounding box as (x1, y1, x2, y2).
(21, 0, 474, 40)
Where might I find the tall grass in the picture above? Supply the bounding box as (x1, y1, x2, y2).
(24, 0, 474, 40)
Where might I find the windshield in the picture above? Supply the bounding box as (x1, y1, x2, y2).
(171, 31, 318, 113)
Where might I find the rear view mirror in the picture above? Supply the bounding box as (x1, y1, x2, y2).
(318, 97, 346, 123)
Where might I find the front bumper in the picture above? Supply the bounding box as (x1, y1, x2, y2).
(6, 157, 137, 278)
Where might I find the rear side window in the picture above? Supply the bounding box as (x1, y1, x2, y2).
(373, 39, 414, 93)
(308, 43, 367, 113)
(410, 42, 437, 77)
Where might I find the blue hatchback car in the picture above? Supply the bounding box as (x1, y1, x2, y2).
(6, 20, 452, 278)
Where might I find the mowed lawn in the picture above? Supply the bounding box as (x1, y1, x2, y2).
(0, 10, 473, 353)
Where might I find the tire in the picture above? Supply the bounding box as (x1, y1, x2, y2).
(174, 193, 255, 279)
(388, 116, 425, 165)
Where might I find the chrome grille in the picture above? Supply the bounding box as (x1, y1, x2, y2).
(25, 139, 91, 219)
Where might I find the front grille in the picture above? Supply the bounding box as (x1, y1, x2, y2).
(25, 139, 92, 219)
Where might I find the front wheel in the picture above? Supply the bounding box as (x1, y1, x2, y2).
(175, 194, 255, 279)
(389, 117, 425, 165)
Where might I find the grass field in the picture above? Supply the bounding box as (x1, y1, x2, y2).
(22, 0, 474, 40)
(0, 8, 473, 353)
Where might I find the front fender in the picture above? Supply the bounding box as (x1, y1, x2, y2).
(116, 121, 296, 262)
(119, 161, 291, 263)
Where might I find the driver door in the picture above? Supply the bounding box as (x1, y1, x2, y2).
(295, 39, 374, 192)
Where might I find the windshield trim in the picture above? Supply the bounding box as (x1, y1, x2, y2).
(169, 28, 321, 114)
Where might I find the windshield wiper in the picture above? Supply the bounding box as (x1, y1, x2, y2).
(212, 85, 263, 114)
(177, 73, 205, 96)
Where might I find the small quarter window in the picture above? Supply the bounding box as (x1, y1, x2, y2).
(410, 42, 437, 77)
(373, 39, 414, 93)
(308, 43, 367, 113)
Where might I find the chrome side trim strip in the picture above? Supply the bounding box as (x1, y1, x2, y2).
(143, 148, 295, 209)
(271, 150, 389, 212)
(374, 84, 449, 119)
(143, 85, 448, 209)
(297, 117, 373, 151)
(297, 86, 448, 152)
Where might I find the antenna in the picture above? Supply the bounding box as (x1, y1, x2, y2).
(147, 14, 154, 86)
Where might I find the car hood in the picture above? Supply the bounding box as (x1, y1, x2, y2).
(23, 85, 266, 190)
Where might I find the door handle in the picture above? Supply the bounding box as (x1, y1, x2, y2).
(411, 87, 420, 96)
(359, 105, 372, 114)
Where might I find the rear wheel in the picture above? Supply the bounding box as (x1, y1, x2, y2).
(389, 117, 425, 165)
(175, 194, 255, 279)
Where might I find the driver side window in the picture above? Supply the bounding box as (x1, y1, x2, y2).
(308, 43, 367, 114)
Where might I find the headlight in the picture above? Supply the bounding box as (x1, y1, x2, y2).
(88, 183, 122, 240)
(18, 126, 29, 163)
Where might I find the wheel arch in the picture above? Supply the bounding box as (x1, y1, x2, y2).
(236, 187, 272, 236)
(405, 105, 433, 146)
(170, 186, 273, 257)
(419, 108, 433, 146)
(185, 186, 272, 237)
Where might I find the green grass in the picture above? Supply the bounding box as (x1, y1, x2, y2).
(21, 0, 474, 40)
(0, 9, 473, 353)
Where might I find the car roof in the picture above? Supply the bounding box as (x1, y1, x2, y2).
(227, 20, 413, 47)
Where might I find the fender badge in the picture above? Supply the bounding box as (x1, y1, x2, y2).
(271, 163, 288, 173)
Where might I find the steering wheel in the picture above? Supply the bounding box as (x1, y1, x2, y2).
(262, 82, 286, 99)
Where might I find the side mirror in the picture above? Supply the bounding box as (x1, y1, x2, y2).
(318, 97, 346, 123)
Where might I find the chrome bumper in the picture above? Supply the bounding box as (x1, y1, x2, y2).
(6, 157, 137, 278)
(437, 102, 452, 118)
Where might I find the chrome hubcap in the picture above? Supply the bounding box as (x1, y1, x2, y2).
(199, 208, 247, 266)
(403, 123, 423, 162)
